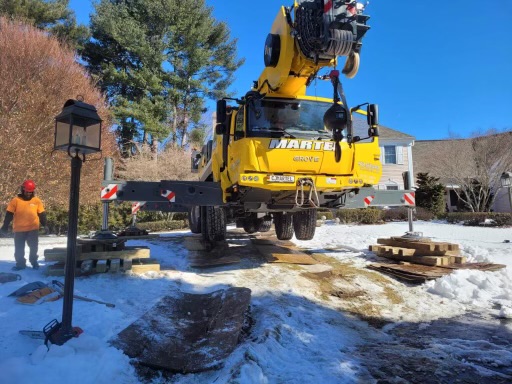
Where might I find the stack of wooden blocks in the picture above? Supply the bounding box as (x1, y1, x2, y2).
(44, 236, 160, 276)
(369, 237, 466, 266)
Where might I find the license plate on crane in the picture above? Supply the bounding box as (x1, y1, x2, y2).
(267, 175, 295, 183)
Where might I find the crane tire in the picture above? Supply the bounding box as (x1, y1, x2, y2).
(274, 212, 294, 240)
(188, 206, 201, 234)
(292, 209, 317, 241)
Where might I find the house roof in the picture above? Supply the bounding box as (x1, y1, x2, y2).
(378, 125, 415, 140)
(413, 131, 512, 180)
(352, 118, 415, 140)
(413, 139, 472, 175)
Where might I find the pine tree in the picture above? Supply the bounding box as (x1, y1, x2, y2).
(81, 0, 244, 156)
(0, 0, 89, 48)
(415, 173, 446, 217)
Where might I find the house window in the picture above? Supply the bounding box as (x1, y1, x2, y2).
(381, 145, 404, 165)
(384, 146, 396, 164)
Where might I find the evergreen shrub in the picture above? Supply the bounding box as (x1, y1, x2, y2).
(335, 208, 383, 224)
(446, 212, 512, 227)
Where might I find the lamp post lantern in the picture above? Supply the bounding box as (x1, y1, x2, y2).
(500, 172, 512, 212)
(45, 99, 102, 345)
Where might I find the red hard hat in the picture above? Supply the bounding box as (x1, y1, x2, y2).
(22, 180, 36, 192)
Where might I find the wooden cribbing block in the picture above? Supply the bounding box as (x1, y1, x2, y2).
(130, 258, 161, 274)
(376, 239, 460, 254)
(45, 263, 72, 276)
(450, 256, 467, 264)
(96, 260, 108, 273)
(370, 245, 416, 256)
(80, 260, 94, 273)
(44, 246, 151, 262)
(378, 253, 450, 266)
(110, 259, 121, 273)
(369, 245, 460, 257)
(44, 245, 83, 260)
(122, 259, 133, 271)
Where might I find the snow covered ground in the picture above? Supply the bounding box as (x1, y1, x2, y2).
(0, 221, 511, 383)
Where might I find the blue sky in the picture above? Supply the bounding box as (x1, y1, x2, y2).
(70, 0, 512, 140)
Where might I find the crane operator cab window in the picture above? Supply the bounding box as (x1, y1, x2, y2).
(247, 98, 338, 140)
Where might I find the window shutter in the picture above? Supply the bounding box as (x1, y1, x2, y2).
(396, 146, 404, 164)
(380, 147, 384, 164)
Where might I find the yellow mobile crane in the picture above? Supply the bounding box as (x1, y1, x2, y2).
(102, 1, 415, 242)
(190, 0, 397, 241)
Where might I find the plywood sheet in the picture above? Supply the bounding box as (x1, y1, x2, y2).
(265, 252, 318, 265)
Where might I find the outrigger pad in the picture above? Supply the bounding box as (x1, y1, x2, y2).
(111, 287, 251, 373)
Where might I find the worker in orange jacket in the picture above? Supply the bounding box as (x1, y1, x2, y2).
(1, 180, 48, 270)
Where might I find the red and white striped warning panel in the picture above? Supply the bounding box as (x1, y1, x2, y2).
(131, 202, 146, 215)
(100, 184, 118, 200)
(364, 195, 375, 207)
(403, 192, 415, 206)
(161, 190, 176, 202)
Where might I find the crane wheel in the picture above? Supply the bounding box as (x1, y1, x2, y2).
(201, 206, 226, 242)
(342, 52, 360, 79)
(188, 206, 201, 234)
(274, 212, 294, 240)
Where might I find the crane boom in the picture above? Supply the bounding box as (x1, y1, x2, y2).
(254, 0, 370, 96)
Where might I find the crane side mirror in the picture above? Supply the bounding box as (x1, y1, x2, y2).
(216, 100, 227, 134)
(367, 104, 378, 127)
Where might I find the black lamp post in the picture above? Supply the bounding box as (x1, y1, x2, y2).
(500, 172, 512, 212)
(45, 99, 102, 345)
